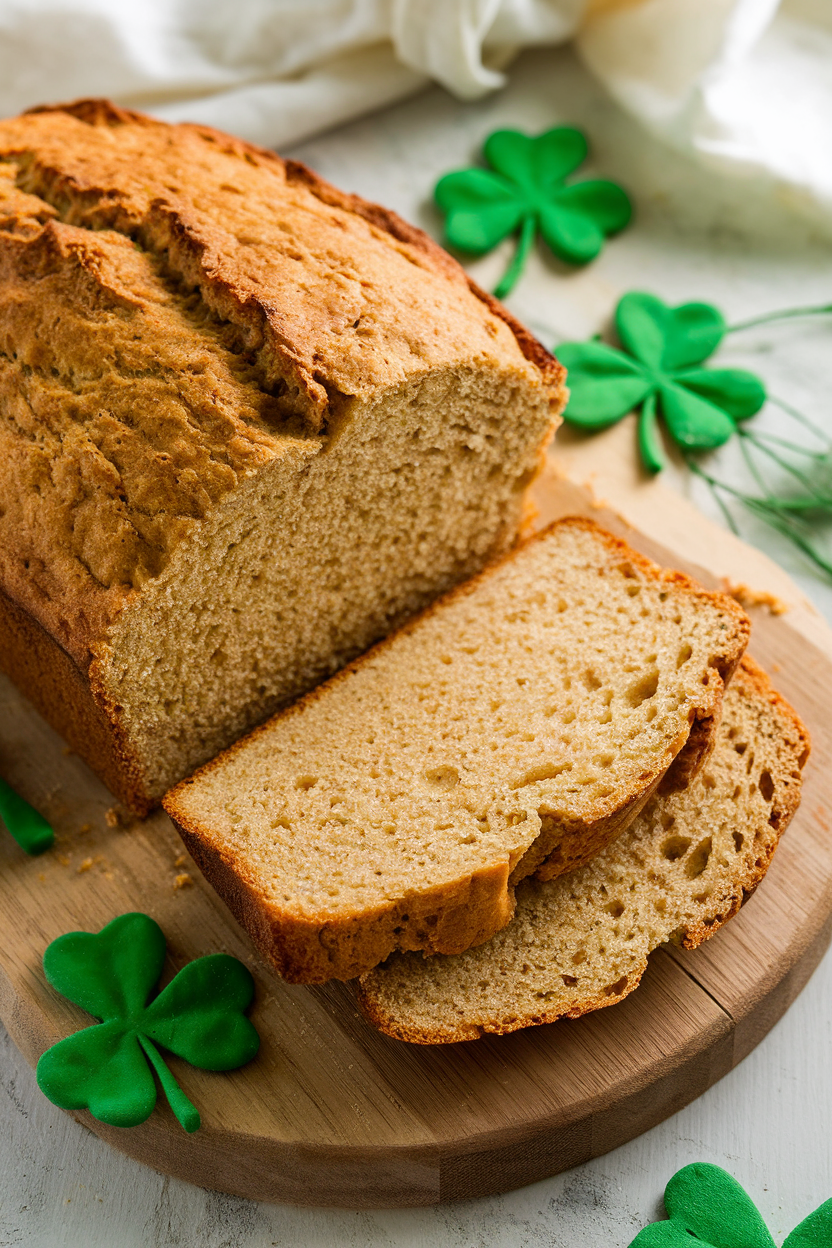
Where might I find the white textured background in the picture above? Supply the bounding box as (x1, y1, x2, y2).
(1, 43, 831, 1246)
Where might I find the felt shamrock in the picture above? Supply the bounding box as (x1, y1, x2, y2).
(435, 127, 631, 298)
(0, 775, 53, 855)
(554, 292, 832, 581)
(36, 912, 259, 1133)
(629, 1163, 832, 1247)
(558, 292, 766, 474)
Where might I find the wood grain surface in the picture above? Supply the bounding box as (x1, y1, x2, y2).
(0, 473, 830, 1210)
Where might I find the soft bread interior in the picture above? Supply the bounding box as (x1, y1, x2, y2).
(101, 366, 551, 801)
(165, 520, 749, 981)
(357, 659, 809, 1043)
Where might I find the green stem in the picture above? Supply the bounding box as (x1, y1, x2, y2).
(138, 1035, 201, 1133)
(739, 428, 831, 503)
(769, 395, 829, 445)
(637, 392, 664, 474)
(746, 429, 830, 459)
(737, 432, 772, 500)
(744, 500, 832, 577)
(684, 457, 741, 535)
(766, 497, 832, 514)
(0, 776, 53, 855)
(493, 215, 536, 300)
(728, 304, 832, 332)
(685, 457, 832, 579)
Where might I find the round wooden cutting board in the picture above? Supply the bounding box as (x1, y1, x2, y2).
(1, 466, 831, 1209)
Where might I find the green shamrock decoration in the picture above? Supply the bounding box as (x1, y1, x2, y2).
(0, 775, 53, 855)
(435, 127, 631, 298)
(36, 912, 259, 1133)
(553, 292, 832, 581)
(629, 1163, 832, 1247)
(558, 292, 766, 473)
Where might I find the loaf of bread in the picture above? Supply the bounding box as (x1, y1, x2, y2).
(357, 658, 809, 1042)
(164, 518, 750, 983)
(0, 99, 564, 814)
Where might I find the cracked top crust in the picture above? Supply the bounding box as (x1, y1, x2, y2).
(1, 99, 561, 430)
(0, 99, 563, 666)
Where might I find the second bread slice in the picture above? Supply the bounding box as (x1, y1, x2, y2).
(357, 658, 809, 1041)
(164, 518, 749, 982)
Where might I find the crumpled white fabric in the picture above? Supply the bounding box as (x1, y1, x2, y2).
(0, 0, 830, 215)
(579, 0, 832, 218)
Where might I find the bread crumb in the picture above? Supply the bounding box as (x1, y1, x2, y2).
(56, 853, 71, 867)
(77, 854, 106, 874)
(173, 872, 193, 890)
(723, 581, 789, 615)
(105, 805, 131, 829)
(174, 853, 188, 868)
(578, 474, 609, 510)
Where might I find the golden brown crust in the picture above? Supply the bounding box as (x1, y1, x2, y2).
(677, 655, 810, 950)
(25, 97, 146, 127)
(355, 955, 649, 1044)
(0, 201, 289, 668)
(4, 98, 565, 430)
(173, 810, 516, 983)
(465, 280, 566, 396)
(164, 516, 750, 983)
(14, 93, 568, 416)
(281, 156, 566, 401)
(0, 581, 152, 814)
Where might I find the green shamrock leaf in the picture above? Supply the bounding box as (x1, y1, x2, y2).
(629, 1164, 832, 1248)
(435, 127, 631, 298)
(0, 775, 53, 855)
(783, 1200, 832, 1247)
(36, 912, 259, 1133)
(558, 292, 766, 472)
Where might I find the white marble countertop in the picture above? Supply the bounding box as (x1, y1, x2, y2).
(2, 44, 832, 1247)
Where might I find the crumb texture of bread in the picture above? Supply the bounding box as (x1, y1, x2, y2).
(357, 658, 809, 1043)
(0, 100, 564, 810)
(165, 518, 750, 983)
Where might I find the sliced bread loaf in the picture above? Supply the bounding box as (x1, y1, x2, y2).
(357, 658, 809, 1043)
(0, 100, 563, 813)
(165, 518, 750, 983)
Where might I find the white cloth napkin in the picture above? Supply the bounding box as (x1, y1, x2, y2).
(0, 0, 830, 216)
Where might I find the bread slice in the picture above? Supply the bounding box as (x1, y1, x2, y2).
(357, 658, 809, 1042)
(0, 100, 563, 813)
(164, 518, 749, 983)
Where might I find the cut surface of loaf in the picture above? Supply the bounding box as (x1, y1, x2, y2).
(164, 518, 750, 983)
(357, 658, 809, 1043)
(0, 99, 564, 812)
